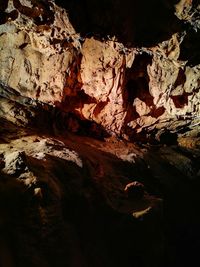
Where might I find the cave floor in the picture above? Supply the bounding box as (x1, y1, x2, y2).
(0, 118, 200, 267)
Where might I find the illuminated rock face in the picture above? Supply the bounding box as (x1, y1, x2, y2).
(0, 0, 200, 141)
(0, 0, 80, 104)
(71, 34, 200, 140)
(76, 38, 132, 134)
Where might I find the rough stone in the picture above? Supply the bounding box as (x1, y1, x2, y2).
(0, 0, 200, 142)
(0, 0, 80, 104)
(3, 150, 27, 175)
(0, 1, 200, 266)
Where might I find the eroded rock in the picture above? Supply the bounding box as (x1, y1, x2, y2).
(0, 0, 200, 142)
(3, 150, 28, 175)
(0, 0, 80, 104)
(0, 1, 200, 266)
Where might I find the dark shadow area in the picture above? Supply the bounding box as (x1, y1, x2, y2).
(143, 146, 200, 267)
(171, 92, 192, 108)
(158, 130, 178, 145)
(125, 53, 153, 103)
(151, 106, 165, 118)
(174, 69, 186, 88)
(61, 90, 97, 113)
(55, 0, 182, 46)
(0, 173, 33, 267)
(121, 52, 155, 139)
(1, 117, 200, 267)
(122, 53, 153, 125)
(0, 0, 18, 24)
(50, 108, 110, 140)
(179, 27, 200, 66)
(47, 153, 164, 267)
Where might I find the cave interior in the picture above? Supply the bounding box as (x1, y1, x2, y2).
(0, 0, 200, 267)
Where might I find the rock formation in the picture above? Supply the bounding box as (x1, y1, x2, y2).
(0, 0, 200, 267)
(1, 0, 200, 143)
(0, 0, 80, 104)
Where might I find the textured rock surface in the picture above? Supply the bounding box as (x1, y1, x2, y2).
(0, 0, 80, 104)
(1, 0, 200, 142)
(0, 2, 200, 266)
(65, 33, 200, 141)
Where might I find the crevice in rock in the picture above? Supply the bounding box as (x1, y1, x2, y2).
(93, 99, 109, 118)
(19, 43, 28, 50)
(179, 28, 200, 66)
(124, 53, 153, 108)
(158, 130, 178, 145)
(171, 92, 192, 108)
(122, 53, 153, 135)
(150, 107, 165, 119)
(174, 68, 186, 88)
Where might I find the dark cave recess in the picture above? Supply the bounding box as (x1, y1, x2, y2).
(55, 0, 182, 46)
